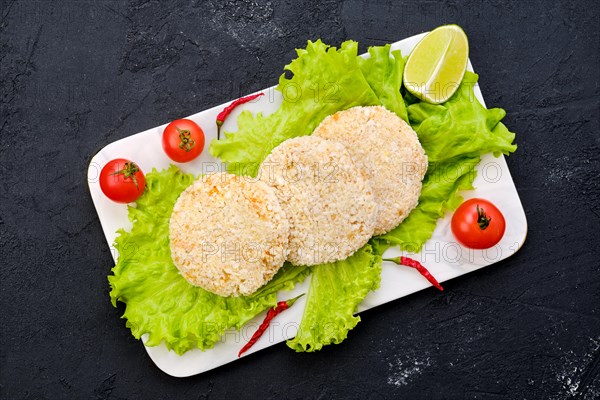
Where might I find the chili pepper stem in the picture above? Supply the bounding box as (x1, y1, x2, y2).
(280, 293, 305, 308)
(216, 121, 223, 140)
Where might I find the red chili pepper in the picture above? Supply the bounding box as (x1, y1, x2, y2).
(383, 256, 444, 291)
(238, 293, 305, 357)
(216, 92, 264, 140)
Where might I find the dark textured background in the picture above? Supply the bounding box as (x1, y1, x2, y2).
(1, 0, 599, 399)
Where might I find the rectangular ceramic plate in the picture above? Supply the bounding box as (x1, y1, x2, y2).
(88, 32, 527, 377)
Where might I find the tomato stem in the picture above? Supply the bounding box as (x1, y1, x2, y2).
(176, 126, 196, 152)
(110, 162, 140, 190)
(476, 205, 492, 230)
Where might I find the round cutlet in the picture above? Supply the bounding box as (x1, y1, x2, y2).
(169, 173, 289, 297)
(313, 106, 428, 235)
(259, 136, 377, 266)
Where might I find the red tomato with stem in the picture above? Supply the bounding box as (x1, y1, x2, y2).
(99, 158, 146, 203)
(162, 119, 205, 163)
(451, 198, 506, 249)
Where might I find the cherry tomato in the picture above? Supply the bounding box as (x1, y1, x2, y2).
(451, 198, 506, 249)
(99, 158, 146, 203)
(162, 119, 205, 163)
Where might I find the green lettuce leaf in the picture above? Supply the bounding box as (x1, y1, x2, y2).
(210, 40, 408, 176)
(357, 45, 408, 121)
(407, 71, 517, 162)
(108, 166, 310, 355)
(286, 244, 382, 352)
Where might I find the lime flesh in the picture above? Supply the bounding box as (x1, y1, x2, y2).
(404, 25, 469, 104)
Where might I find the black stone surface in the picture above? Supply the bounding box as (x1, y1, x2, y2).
(1, 0, 599, 399)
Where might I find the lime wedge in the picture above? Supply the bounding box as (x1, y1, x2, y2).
(404, 25, 469, 104)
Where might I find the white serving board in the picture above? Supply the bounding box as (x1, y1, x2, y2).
(88, 32, 527, 377)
